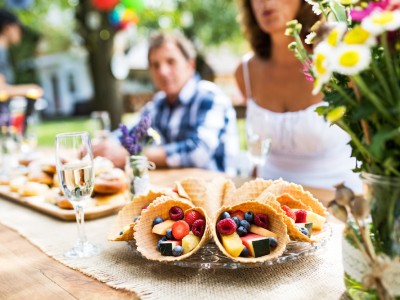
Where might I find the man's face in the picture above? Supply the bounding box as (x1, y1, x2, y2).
(148, 41, 195, 102)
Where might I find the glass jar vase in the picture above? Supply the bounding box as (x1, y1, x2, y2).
(342, 172, 400, 300)
(125, 155, 155, 196)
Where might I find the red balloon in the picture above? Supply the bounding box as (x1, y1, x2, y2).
(92, 0, 119, 11)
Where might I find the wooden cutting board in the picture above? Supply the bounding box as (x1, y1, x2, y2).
(0, 185, 128, 221)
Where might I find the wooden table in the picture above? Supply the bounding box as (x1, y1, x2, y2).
(0, 169, 334, 299)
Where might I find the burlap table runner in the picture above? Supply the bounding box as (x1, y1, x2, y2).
(0, 198, 347, 300)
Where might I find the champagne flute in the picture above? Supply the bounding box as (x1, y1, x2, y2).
(246, 122, 272, 177)
(55, 131, 101, 258)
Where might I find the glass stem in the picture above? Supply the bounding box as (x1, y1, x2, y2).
(74, 204, 87, 245)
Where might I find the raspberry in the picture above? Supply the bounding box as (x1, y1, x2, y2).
(185, 210, 204, 226)
(192, 219, 206, 237)
(216, 218, 237, 235)
(169, 206, 184, 221)
(254, 213, 269, 229)
(230, 210, 245, 220)
(281, 205, 296, 221)
(172, 220, 190, 240)
(295, 209, 307, 223)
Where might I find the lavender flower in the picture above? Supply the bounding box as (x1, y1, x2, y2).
(119, 113, 155, 156)
(0, 104, 11, 134)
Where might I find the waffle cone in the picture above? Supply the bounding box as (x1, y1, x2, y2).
(276, 193, 311, 210)
(134, 196, 211, 261)
(205, 177, 234, 218)
(212, 201, 288, 263)
(222, 179, 236, 206)
(266, 179, 328, 216)
(256, 190, 313, 242)
(107, 190, 167, 241)
(226, 178, 273, 206)
(177, 178, 208, 206)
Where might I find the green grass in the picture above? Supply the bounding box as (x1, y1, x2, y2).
(37, 117, 92, 147)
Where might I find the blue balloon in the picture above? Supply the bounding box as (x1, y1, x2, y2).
(5, 0, 33, 9)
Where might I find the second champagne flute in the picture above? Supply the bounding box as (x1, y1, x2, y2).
(55, 131, 101, 258)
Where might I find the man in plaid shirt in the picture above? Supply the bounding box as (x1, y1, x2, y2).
(94, 32, 239, 175)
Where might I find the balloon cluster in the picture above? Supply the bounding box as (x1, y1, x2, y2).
(92, 0, 144, 30)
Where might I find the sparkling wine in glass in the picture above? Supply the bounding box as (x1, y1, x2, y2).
(55, 131, 101, 258)
(246, 123, 272, 177)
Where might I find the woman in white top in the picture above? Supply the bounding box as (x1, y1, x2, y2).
(234, 0, 361, 192)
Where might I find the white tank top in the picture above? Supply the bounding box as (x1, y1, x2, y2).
(242, 53, 362, 192)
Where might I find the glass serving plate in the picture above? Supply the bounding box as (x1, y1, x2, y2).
(127, 223, 332, 269)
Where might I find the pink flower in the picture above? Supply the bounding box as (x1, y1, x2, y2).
(350, 0, 389, 21)
(303, 65, 314, 82)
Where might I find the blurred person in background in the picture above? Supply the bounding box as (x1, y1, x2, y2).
(93, 31, 239, 175)
(0, 8, 42, 99)
(234, 0, 361, 191)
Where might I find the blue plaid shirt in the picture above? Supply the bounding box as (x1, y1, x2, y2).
(140, 77, 239, 175)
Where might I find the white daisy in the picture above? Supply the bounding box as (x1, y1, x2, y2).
(312, 42, 334, 94)
(362, 9, 400, 36)
(343, 25, 377, 47)
(305, 0, 329, 15)
(325, 22, 348, 47)
(331, 44, 371, 75)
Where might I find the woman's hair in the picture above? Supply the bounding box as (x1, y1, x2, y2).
(147, 31, 197, 62)
(237, 0, 320, 59)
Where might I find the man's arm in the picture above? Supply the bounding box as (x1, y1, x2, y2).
(0, 75, 43, 99)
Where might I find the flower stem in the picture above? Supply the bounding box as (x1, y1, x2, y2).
(370, 60, 395, 105)
(329, 81, 357, 106)
(337, 120, 372, 162)
(352, 75, 395, 123)
(381, 32, 400, 100)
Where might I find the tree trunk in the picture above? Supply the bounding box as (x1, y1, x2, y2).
(76, 0, 122, 130)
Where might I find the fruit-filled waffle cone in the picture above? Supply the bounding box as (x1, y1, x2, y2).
(108, 190, 167, 241)
(256, 191, 316, 243)
(275, 193, 312, 211)
(212, 201, 288, 263)
(225, 178, 273, 206)
(265, 179, 328, 216)
(134, 196, 211, 262)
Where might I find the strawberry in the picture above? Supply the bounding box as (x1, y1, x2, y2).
(281, 205, 296, 221)
(230, 210, 245, 220)
(185, 210, 204, 226)
(295, 209, 307, 223)
(172, 220, 190, 240)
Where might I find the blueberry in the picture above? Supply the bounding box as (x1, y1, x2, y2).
(244, 211, 254, 223)
(152, 217, 164, 226)
(133, 215, 140, 222)
(232, 216, 240, 227)
(166, 228, 173, 240)
(240, 246, 249, 257)
(269, 237, 278, 247)
(220, 212, 231, 220)
(237, 226, 248, 237)
(172, 246, 183, 257)
(300, 227, 309, 236)
(240, 220, 250, 231)
(119, 231, 123, 235)
(156, 240, 163, 251)
(160, 236, 168, 242)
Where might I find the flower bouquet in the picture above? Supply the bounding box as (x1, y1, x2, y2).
(286, 1, 400, 299)
(119, 113, 159, 196)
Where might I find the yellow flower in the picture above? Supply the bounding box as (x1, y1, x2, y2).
(326, 106, 346, 122)
(338, 0, 358, 5)
(332, 44, 371, 75)
(343, 26, 376, 47)
(362, 10, 400, 35)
